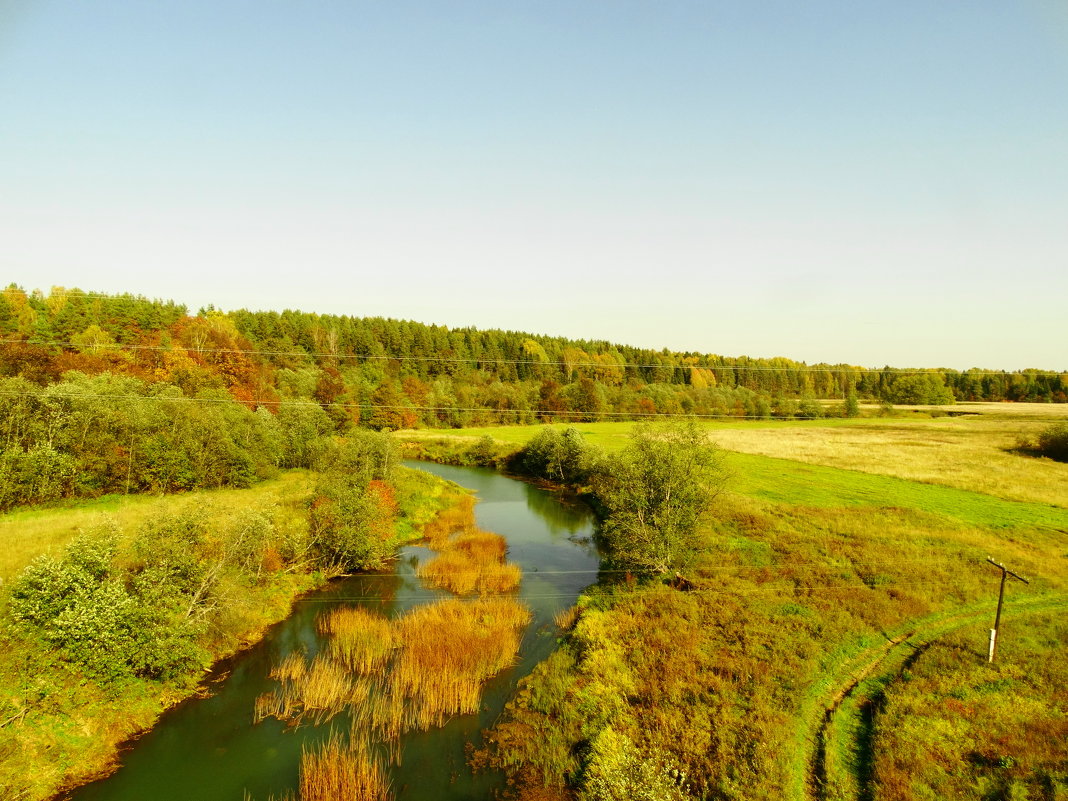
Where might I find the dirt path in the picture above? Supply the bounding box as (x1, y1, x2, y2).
(808, 595, 1068, 801)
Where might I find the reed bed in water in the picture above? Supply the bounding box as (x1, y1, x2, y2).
(420, 495, 477, 548)
(264, 732, 392, 801)
(255, 493, 530, 779)
(451, 530, 507, 561)
(254, 655, 370, 725)
(259, 598, 531, 734)
(317, 606, 396, 674)
(391, 597, 531, 729)
(416, 548, 521, 595)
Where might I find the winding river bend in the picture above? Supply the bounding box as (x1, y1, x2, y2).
(65, 462, 600, 801)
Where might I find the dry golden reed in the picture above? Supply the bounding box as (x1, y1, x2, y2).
(553, 604, 582, 632)
(417, 504, 521, 597)
(451, 530, 507, 561)
(420, 495, 477, 549)
(255, 654, 370, 726)
(299, 733, 391, 801)
(416, 548, 521, 595)
(258, 597, 531, 734)
(317, 606, 396, 674)
(391, 597, 532, 730)
(263, 732, 392, 801)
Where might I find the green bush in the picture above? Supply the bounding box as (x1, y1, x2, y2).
(517, 426, 598, 484)
(592, 421, 727, 574)
(1036, 422, 1068, 462)
(581, 727, 689, 801)
(308, 431, 400, 571)
(309, 474, 393, 570)
(7, 528, 206, 682)
(0, 444, 80, 510)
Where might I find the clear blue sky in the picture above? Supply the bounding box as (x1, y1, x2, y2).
(2, 1, 1066, 370)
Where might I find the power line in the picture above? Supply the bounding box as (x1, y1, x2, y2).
(5, 388, 1067, 422)
(1, 337, 1063, 378)
(287, 578, 1001, 605)
(0, 389, 853, 421)
(299, 556, 988, 580)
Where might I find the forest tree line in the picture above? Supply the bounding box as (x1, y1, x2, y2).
(0, 285, 1064, 480)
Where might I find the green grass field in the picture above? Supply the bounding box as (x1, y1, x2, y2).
(426, 416, 1068, 801)
(398, 419, 1068, 530)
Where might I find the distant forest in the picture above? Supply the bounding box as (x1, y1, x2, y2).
(2, 285, 1065, 434)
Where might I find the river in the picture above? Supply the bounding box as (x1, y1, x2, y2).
(64, 462, 600, 801)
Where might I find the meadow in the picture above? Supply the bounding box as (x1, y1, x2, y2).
(0, 471, 313, 582)
(406, 409, 1068, 800)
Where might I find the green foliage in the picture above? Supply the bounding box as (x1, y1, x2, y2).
(309, 474, 393, 571)
(517, 426, 600, 484)
(843, 390, 861, 418)
(0, 444, 79, 509)
(0, 373, 295, 507)
(797, 392, 824, 419)
(308, 432, 400, 571)
(1035, 422, 1068, 462)
(276, 399, 333, 468)
(885, 372, 956, 405)
(7, 525, 207, 682)
(592, 421, 727, 574)
(315, 429, 397, 482)
(580, 727, 690, 801)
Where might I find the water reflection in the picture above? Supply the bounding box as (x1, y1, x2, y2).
(520, 480, 591, 538)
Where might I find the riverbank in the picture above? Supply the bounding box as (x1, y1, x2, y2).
(0, 465, 466, 801)
(48, 461, 599, 801)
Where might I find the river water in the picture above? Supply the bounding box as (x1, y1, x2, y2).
(65, 462, 599, 801)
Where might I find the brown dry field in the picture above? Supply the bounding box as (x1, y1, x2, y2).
(709, 404, 1068, 508)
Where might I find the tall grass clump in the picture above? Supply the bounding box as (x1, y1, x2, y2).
(263, 732, 391, 801)
(417, 507, 521, 596)
(392, 597, 531, 730)
(317, 607, 396, 674)
(420, 495, 477, 549)
(299, 733, 391, 801)
(254, 654, 369, 726)
(417, 547, 521, 595)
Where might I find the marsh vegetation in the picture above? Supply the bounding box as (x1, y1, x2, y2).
(249, 474, 532, 801)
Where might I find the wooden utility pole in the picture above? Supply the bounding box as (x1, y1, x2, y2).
(986, 558, 1029, 664)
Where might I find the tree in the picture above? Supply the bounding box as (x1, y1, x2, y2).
(519, 426, 596, 484)
(592, 421, 727, 575)
(843, 390, 860, 418)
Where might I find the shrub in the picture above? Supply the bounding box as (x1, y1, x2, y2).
(1036, 422, 1068, 462)
(517, 426, 597, 484)
(7, 527, 206, 682)
(592, 421, 727, 574)
(581, 727, 689, 801)
(0, 443, 80, 510)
